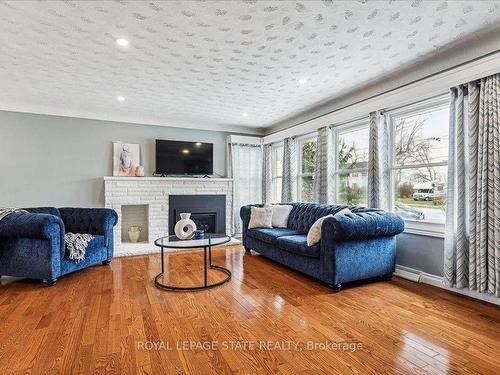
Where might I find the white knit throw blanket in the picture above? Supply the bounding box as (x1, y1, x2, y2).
(65, 232, 94, 263)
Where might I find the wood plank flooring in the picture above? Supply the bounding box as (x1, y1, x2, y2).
(0, 245, 499, 374)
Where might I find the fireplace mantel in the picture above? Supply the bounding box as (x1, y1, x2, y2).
(104, 176, 233, 182)
(104, 176, 234, 256)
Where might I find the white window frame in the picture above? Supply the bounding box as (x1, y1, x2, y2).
(387, 95, 450, 237)
(270, 142, 283, 203)
(332, 119, 370, 205)
(297, 134, 317, 202)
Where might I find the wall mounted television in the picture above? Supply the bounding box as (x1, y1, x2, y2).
(155, 139, 213, 176)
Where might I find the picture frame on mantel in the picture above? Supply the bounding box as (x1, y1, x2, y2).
(113, 142, 140, 177)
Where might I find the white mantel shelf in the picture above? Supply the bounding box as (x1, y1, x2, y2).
(104, 176, 233, 257)
(104, 176, 233, 182)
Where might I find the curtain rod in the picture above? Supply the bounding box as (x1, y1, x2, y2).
(327, 115, 369, 129)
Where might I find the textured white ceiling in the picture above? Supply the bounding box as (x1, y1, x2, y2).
(1, 0, 500, 133)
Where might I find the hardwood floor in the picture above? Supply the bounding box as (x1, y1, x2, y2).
(0, 245, 499, 374)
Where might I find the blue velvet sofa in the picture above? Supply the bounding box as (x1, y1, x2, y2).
(241, 203, 404, 292)
(0, 207, 118, 286)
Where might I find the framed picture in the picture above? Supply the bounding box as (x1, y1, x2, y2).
(113, 142, 140, 177)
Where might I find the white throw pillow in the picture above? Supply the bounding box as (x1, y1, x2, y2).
(306, 208, 352, 247)
(264, 204, 293, 228)
(248, 207, 273, 229)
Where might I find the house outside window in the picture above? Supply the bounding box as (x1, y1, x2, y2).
(388, 96, 449, 227)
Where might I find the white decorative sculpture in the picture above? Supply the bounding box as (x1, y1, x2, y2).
(174, 213, 197, 240)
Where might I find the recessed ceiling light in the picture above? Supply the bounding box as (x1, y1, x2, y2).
(116, 38, 129, 47)
(195, 142, 202, 146)
(298, 78, 308, 85)
(242, 113, 249, 117)
(182, 149, 190, 154)
(116, 96, 126, 102)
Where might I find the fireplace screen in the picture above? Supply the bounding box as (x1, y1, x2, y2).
(169, 194, 226, 235)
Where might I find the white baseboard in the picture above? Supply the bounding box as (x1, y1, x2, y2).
(114, 237, 241, 258)
(394, 265, 421, 282)
(395, 264, 499, 306)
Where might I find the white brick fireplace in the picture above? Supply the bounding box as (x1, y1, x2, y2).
(104, 177, 233, 256)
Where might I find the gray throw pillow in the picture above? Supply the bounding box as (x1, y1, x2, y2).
(248, 207, 273, 229)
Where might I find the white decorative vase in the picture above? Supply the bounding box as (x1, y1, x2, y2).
(174, 213, 197, 240)
(128, 226, 141, 243)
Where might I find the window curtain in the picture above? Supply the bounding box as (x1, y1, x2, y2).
(262, 144, 272, 204)
(229, 143, 263, 235)
(313, 126, 332, 204)
(281, 137, 297, 203)
(444, 73, 500, 296)
(367, 111, 390, 209)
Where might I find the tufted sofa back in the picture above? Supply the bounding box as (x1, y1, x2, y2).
(58, 207, 117, 236)
(25, 207, 61, 218)
(286, 202, 378, 233)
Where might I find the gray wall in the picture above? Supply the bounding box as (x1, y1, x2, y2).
(396, 233, 444, 277)
(0, 111, 229, 207)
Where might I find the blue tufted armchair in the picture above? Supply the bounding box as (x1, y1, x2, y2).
(0, 207, 117, 286)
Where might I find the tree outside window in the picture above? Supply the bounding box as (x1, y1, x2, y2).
(390, 101, 449, 223)
(298, 138, 316, 202)
(334, 125, 369, 205)
(271, 144, 283, 203)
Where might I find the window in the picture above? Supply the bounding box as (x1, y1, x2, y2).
(271, 143, 283, 203)
(333, 122, 369, 205)
(388, 98, 449, 225)
(298, 137, 316, 202)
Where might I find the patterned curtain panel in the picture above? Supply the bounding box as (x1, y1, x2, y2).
(367, 111, 390, 209)
(230, 143, 263, 235)
(281, 137, 297, 203)
(313, 126, 332, 204)
(444, 73, 500, 296)
(262, 144, 273, 204)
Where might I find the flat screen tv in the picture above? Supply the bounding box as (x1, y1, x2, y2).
(155, 139, 213, 176)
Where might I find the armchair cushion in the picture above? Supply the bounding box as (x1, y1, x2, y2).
(61, 235, 107, 274)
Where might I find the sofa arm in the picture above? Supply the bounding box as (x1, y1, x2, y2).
(239, 204, 263, 243)
(0, 212, 64, 241)
(322, 211, 404, 242)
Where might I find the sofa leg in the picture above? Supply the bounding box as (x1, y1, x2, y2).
(332, 283, 342, 293)
(43, 278, 57, 287)
(382, 273, 393, 281)
(244, 247, 251, 252)
(102, 259, 111, 265)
